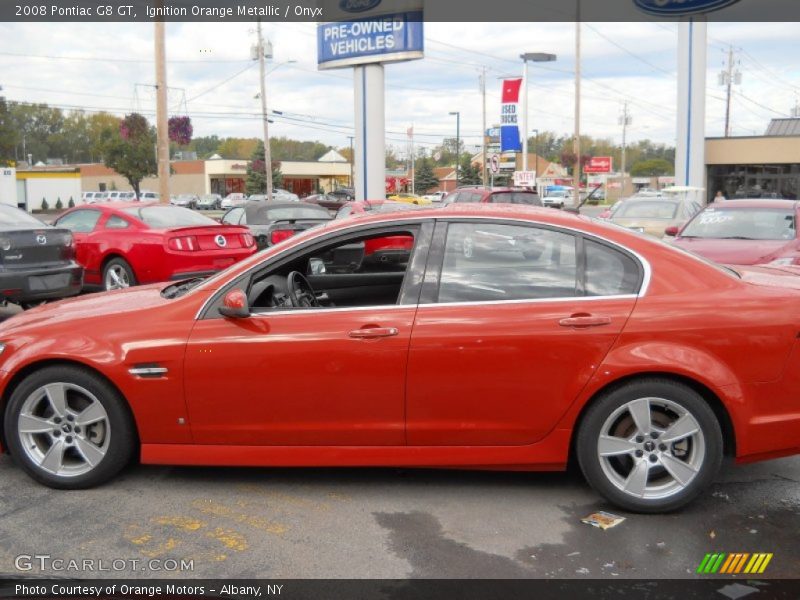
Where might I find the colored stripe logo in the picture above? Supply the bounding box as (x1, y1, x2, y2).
(697, 552, 773, 574)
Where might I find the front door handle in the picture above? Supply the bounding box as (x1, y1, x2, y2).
(348, 327, 399, 339)
(559, 314, 612, 328)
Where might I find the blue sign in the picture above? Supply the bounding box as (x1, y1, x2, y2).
(633, 0, 741, 16)
(318, 11, 424, 70)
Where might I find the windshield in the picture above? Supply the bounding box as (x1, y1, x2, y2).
(681, 207, 796, 240)
(123, 206, 217, 227)
(491, 192, 541, 205)
(0, 204, 46, 226)
(615, 200, 679, 220)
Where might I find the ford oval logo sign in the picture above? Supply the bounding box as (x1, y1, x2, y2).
(215, 235, 227, 248)
(634, 0, 740, 15)
(339, 0, 381, 13)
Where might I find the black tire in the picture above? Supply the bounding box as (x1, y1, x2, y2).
(3, 365, 136, 489)
(576, 378, 723, 513)
(102, 257, 137, 291)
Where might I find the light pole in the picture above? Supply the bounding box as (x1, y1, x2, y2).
(532, 128, 540, 191)
(520, 52, 556, 175)
(449, 111, 460, 188)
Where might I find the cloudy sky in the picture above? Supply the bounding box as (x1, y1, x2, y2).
(1, 20, 798, 156)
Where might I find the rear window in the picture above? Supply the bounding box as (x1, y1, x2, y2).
(0, 205, 46, 226)
(490, 192, 542, 205)
(122, 206, 217, 228)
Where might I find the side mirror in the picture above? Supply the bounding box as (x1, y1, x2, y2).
(219, 288, 250, 319)
(664, 226, 679, 237)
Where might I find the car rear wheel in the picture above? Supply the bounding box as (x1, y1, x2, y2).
(103, 258, 136, 291)
(4, 366, 136, 489)
(577, 379, 723, 513)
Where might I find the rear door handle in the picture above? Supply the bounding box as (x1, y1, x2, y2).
(559, 315, 612, 328)
(348, 327, 399, 339)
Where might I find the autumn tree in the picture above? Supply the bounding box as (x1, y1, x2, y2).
(246, 140, 283, 195)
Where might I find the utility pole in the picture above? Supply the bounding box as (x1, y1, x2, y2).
(347, 136, 354, 187)
(449, 111, 460, 187)
(479, 66, 487, 186)
(719, 45, 741, 138)
(256, 21, 274, 199)
(154, 21, 170, 203)
(619, 101, 632, 192)
(573, 18, 582, 209)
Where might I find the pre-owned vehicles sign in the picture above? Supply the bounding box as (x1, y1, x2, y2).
(317, 11, 424, 70)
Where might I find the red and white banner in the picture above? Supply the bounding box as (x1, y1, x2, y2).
(500, 78, 522, 153)
(584, 156, 613, 174)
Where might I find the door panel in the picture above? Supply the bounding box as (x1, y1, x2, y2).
(184, 306, 416, 446)
(405, 298, 635, 446)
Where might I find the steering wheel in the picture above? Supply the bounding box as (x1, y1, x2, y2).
(286, 271, 321, 308)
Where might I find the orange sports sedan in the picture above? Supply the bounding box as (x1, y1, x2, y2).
(1, 204, 800, 513)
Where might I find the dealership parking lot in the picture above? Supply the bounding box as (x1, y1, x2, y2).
(0, 455, 797, 578)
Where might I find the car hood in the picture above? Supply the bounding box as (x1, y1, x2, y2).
(0, 284, 173, 334)
(611, 217, 675, 237)
(673, 238, 791, 265)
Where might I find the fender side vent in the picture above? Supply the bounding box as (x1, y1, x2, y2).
(128, 364, 168, 379)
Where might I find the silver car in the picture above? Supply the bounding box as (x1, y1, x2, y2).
(170, 194, 199, 209)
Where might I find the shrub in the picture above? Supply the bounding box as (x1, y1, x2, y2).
(55, 197, 63, 210)
(68, 197, 75, 208)
(41, 198, 49, 211)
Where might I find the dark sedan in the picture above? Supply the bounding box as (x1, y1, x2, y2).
(222, 202, 332, 249)
(0, 204, 83, 308)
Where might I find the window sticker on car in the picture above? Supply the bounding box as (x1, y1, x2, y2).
(698, 214, 734, 225)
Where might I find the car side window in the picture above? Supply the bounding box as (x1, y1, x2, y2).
(56, 209, 102, 233)
(438, 223, 578, 303)
(223, 208, 244, 225)
(585, 239, 641, 296)
(105, 215, 130, 229)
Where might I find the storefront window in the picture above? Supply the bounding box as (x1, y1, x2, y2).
(708, 164, 800, 201)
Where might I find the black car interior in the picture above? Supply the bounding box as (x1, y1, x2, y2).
(246, 228, 417, 312)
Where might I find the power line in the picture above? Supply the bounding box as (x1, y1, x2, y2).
(0, 50, 251, 64)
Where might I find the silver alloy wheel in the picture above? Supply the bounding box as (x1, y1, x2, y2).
(597, 397, 705, 500)
(105, 265, 130, 290)
(17, 382, 110, 477)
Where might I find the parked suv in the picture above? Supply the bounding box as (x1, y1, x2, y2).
(445, 187, 541, 206)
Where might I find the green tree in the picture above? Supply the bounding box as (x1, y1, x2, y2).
(458, 155, 481, 186)
(630, 158, 674, 177)
(246, 141, 283, 195)
(0, 97, 16, 163)
(103, 113, 157, 199)
(413, 157, 439, 193)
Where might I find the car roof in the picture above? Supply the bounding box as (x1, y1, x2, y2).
(714, 199, 799, 209)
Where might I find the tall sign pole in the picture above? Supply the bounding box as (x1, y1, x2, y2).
(573, 18, 582, 209)
(256, 21, 274, 200)
(676, 18, 707, 190)
(154, 21, 169, 203)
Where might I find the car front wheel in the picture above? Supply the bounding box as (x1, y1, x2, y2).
(4, 366, 136, 489)
(577, 378, 723, 513)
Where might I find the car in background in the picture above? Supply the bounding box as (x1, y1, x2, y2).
(86, 192, 109, 204)
(106, 191, 136, 203)
(388, 192, 431, 205)
(82, 192, 102, 204)
(221, 193, 247, 209)
(598, 199, 624, 220)
(329, 188, 355, 202)
(542, 189, 572, 209)
(137, 191, 160, 202)
(610, 196, 702, 238)
(196, 194, 222, 211)
(170, 194, 199, 209)
(303, 193, 349, 213)
(423, 191, 447, 203)
(668, 200, 800, 266)
(0, 204, 83, 308)
(445, 187, 542, 206)
(54, 203, 256, 291)
(247, 194, 268, 203)
(222, 201, 332, 250)
(274, 189, 300, 203)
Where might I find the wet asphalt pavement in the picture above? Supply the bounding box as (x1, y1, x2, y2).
(0, 453, 797, 579)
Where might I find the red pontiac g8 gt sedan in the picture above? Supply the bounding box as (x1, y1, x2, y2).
(54, 203, 256, 291)
(1, 204, 800, 512)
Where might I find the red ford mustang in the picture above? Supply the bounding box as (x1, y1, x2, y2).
(2, 204, 800, 513)
(54, 203, 256, 291)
